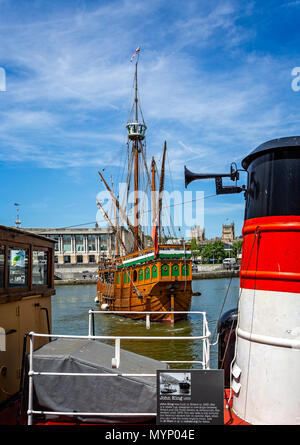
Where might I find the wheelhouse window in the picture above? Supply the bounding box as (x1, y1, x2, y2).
(0, 246, 4, 288)
(32, 250, 48, 286)
(8, 248, 28, 287)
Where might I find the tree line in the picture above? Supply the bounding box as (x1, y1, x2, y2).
(190, 239, 243, 264)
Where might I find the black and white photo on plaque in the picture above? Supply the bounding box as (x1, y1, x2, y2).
(157, 369, 224, 425)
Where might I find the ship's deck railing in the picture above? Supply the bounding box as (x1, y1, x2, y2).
(119, 244, 191, 262)
(26, 310, 211, 425)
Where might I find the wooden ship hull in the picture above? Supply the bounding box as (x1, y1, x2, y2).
(97, 246, 193, 322)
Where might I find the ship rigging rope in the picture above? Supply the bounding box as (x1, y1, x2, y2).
(211, 271, 235, 344)
(219, 315, 235, 371)
(225, 229, 259, 411)
(204, 228, 259, 418)
(60, 192, 219, 229)
(242, 228, 260, 420)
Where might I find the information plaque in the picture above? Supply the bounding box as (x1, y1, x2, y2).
(156, 369, 224, 425)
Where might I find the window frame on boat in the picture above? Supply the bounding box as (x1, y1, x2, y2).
(145, 267, 151, 280)
(32, 248, 49, 287)
(138, 269, 144, 282)
(152, 265, 158, 278)
(182, 264, 190, 276)
(0, 225, 55, 301)
(7, 246, 29, 288)
(161, 264, 170, 277)
(171, 264, 180, 277)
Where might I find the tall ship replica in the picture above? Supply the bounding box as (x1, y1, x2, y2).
(96, 50, 192, 322)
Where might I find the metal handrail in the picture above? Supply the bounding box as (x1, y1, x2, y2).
(27, 309, 211, 425)
(88, 309, 209, 332)
(88, 310, 211, 368)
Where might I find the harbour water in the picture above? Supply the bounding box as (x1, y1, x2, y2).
(52, 277, 240, 369)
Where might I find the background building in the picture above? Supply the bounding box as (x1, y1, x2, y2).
(190, 225, 205, 243)
(221, 222, 235, 243)
(24, 226, 133, 280)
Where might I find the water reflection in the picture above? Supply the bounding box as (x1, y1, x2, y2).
(94, 312, 201, 367)
(52, 278, 239, 369)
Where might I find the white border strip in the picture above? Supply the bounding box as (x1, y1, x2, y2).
(122, 250, 192, 265)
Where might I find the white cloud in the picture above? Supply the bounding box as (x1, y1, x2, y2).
(0, 0, 298, 176)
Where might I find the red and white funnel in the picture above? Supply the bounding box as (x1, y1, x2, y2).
(232, 136, 300, 425)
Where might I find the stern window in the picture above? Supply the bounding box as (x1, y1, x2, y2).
(182, 265, 189, 276)
(145, 267, 150, 280)
(171, 264, 179, 277)
(161, 264, 170, 277)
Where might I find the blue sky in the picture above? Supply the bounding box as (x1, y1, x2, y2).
(0, 0, 299, 239)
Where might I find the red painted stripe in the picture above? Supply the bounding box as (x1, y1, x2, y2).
(35, 390, 249, 426)
(240, 215, 300, 293)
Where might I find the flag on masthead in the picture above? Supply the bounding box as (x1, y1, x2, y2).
(130, 46, 140, 62)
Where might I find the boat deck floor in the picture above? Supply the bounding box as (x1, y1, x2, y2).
(35, 390, 249, 426)
(0, 390, 249, 425)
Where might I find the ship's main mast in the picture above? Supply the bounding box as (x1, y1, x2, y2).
(126, 54, 147, 251)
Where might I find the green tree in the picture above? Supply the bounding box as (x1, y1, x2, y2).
(231, 240, 243, 258)
(201, 240, 226, 264)
(191, 238, 202, 260)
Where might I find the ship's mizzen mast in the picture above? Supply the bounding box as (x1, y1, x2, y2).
(151, 156, 156, 228)
(134, 149, 139, 251)
(111, 176, 119, 256)
(158, 141, 167, 243)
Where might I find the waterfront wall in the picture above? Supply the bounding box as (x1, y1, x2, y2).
(54, 263, 98, 280)
(192, 269, 239, 280)
(55, 278, 98, 285)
